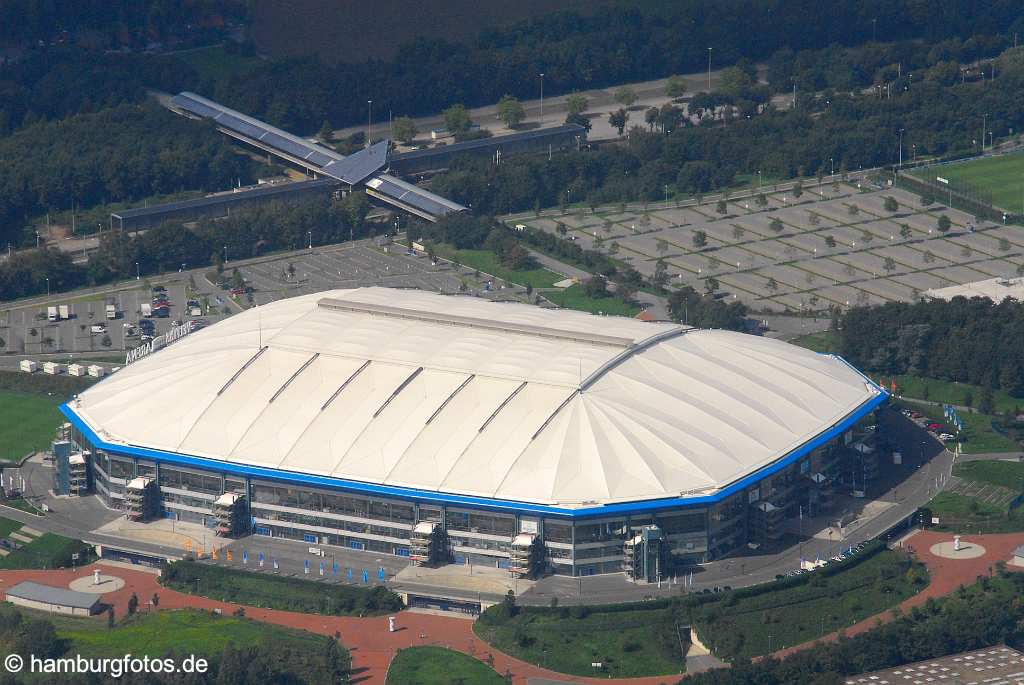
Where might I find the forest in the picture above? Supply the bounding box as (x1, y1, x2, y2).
(0, 103, 262, 250)
(838, 297, 1024, 397)
(0, 193, 371, 302)
(429, 42, 1024, 214)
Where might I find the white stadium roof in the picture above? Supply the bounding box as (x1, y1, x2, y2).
(70, 288, 879, 507)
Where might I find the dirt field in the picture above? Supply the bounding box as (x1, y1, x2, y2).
(251, 0, 598, 62)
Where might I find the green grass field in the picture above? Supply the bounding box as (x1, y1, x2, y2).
(435, 245, 562, 289)
(0, 390, 64, 462)
(544, 284, 642, 317)
(926, 491, 1024, 534)
(0, 532, 91, 570)
(955, 460, 1024, 491)
(894, 375, 1022, 415)
(0, 517, 22, 538)
(63, 609, 322, 658)
(790, 330, 840, 354)
(174, 45, 262, 82)
(386, 646, 505, 685)
(895, 399, 1019, 454)
(913, 152, 1024, 214)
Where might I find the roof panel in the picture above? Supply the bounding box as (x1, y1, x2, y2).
(72, 287, 880, 506)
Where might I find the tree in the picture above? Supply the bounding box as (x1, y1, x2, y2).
(645, 107, 659, 130)
(848, 204, 860, 216)
(755, 193, 768, 207)
(704, 276, 719, 294)
(732, 225, 745, 240)
(443, 104, 472, 133)
(900, 224, 912, 239)
(392, 116, 418, 143)
(127, 592, 138, 615)
(564, 111, 592, 131)
(317, 119, 333, 142)
(937, 214, 952, 232)
(825, 235, 837, 248)
(808, 212, 820, 226)
(566, 93, 588, 115)
(767, 277, 779, 291)
(715, 200, 727, 214)
(665, 76, 687, 98)
(107, 606, 115, 629)
(583, 276, 609, 298)
(770, 218, 784, 232)
(718, 66, 753, 96)
(979, 384, 995, 415)
(614, 86, 638, 107)
(653, 259, 669, 289)
(151, 593, 159, 607)
(496, 95, 526, 128)
(427, 524, 451, 566)
(656, 238, 669, 255)
(526, 536, 546, 579)
(692, 230, 708, 248)
(883, 256, 896, 272)
(792, 181, 803, 199)
(1000, 237, 1011, 251)
(608, 109, 629, 136)
(884, 196, 899, 212)
(100, 334, 112, 347)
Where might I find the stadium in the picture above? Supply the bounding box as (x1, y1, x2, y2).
(60, 288, 885, 579)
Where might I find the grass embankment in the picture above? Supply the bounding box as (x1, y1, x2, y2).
(0, 391, 65, 462)
(893, 375, 1021, 415)
(913, 151, 1024, 213)
(62, 609, 323, 658)
(386, 646, 505, 685)
(475, 543, 924, 675)
(160, 560, 404, 616)
(925, 460, 1024, 533)
(895, 399, 1019, 454)
(790, 330, 840, 353)
(545, 284, 642, 316)
(433, 245, 561, 289)
(0, 530, 93, 570)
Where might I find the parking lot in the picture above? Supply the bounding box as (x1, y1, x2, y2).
(0, 239, 532, 370)
(515, 184, 1024, 311)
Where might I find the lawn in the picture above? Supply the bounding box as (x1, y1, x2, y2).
(160, 560, 403, 615)
(790, 330, 840, 354)
(924, 491, 1024, 534)
(63, 609, 323, 659)
(913, 151, 1024, 214)
(545, 284, 642, 317)
(0, 532, 92, 570)
(386, 646, 505, 685)
(475, 543, 924, 674)
(173, 44, 262, 83)
(694, 548, 925, 660)
(893, 375, 1021, 415)
(0, 517, 22, 538)
(475, 604, 687, 678)
(435, 245, 562, 289)
(955, 460, 1024, 492)
(895, 399, 1019, 454)
(0, 390, 64, 462)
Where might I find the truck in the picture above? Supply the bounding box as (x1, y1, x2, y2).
(141, 303, 152, 317)
(47, 306, 58, 321)
(58, 304, 70, 319)
(105, 304, 117, 320)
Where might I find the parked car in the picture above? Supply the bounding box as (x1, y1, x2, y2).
(229, 287, 245, 296)
(90, 324, 106, 334)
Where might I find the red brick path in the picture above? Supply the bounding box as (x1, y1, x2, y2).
(1, 530, 1018, 684)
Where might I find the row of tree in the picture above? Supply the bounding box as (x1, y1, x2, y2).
(0, 194, 371, 302)
(429, 43, 1024, 214)
(838, 296, 1024, 398)
(0, 102, 263, 249)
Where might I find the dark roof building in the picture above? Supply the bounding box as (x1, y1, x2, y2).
(390, 124, 587, 175)
(6, 581, 100, 616)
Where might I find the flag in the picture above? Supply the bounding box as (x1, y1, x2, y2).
(319, 561, 325, 576)
(258, 552, 264, 567)
(226, 550, 232, 561)
(347, 568, 353, 582)
(332, 561, 338, 576)
(890, 379, 896, 393)
(242, 550, 248, 564)
(362, 570, 369, 583)
(304, 559, 309, 575)
(378, 566, 386, 581)
(273, 558, 279, 571)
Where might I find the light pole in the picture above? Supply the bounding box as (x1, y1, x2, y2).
(897, 128, 904, 168)
(830, 157, 834, 176)
(223, 245, 228, 264)
(707, 48, 712, 90)
(135, 262, 140, 280)
(982, 113, 987, 151)
(539, 73, 545, 125)
(45, 278, 50, 296)
(308, 231, 312, 250)
(367, 100, 373, 148)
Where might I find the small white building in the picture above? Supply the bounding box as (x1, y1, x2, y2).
(42, 362, 63, 375)
(86, 365, 105, 378)
(67, 364, 86, 377)
(19, 360, 37, 373)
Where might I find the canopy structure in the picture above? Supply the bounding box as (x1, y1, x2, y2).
(68, 288, 881, 508)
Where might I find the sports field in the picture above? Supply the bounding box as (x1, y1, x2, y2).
(918, 152, 1024, 214)
(0, 390, 64, 462)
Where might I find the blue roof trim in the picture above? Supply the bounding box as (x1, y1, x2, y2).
(60, 380, 885, 519)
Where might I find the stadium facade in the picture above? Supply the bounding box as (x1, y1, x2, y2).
(60, 288, 885, 579)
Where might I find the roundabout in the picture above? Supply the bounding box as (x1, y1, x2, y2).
(928, 538, 987, 560)
(68, 572, 126, 594)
